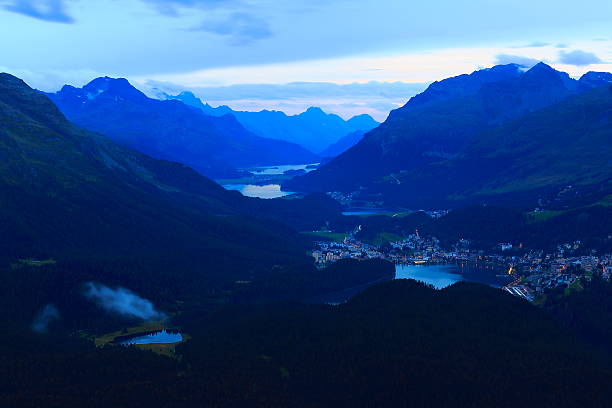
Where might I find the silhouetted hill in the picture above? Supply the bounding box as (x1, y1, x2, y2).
(126, 280, 612, 406)
(4, 278, 612, 407)
(46, 78, 318, 178)
(165, 91, 379, 153)
(286, 64, 611, 209)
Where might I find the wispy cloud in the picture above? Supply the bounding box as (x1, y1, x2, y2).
(145, 80, 427, 120)
(191, 11, 272, 45)
(31, 304, 60, 333)
(1, 0, 74, 23)
(558, 49, 602, 66)
(524, 41, 549, 47)
(139, 0, 271, 45)
(84, 282, 166, 321)
(494, 54, 541, 68)
(140, 0, 240, 16)
(511, 41, 550, 48)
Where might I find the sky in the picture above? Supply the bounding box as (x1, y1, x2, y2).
(1, 0, 611, 120)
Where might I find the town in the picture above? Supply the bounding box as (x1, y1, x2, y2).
(311, 229, 612, 303)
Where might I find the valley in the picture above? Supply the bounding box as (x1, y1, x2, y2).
(2, 48, 612, 407)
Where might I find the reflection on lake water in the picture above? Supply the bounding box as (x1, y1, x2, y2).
(342, 208, 395, 216)
(119, 330, 183, 345)
(247, 163, 319, 175)
(223, 184, 294, 199)
(221, 163, 317, 198)
(312, 263, 512, 305)
(396, 263, 511, 289)
(395, 264, 462, 289)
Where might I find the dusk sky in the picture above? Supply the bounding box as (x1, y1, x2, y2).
(1, 0, 611, 119)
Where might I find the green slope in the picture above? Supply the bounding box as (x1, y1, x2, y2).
(390, 84, 612, 208)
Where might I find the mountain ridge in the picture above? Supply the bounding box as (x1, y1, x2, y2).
(285, 63, 612, 208)
(0, 73, 325, 273)
(46, 77, 319, 178)
(163, 91, 379, 153)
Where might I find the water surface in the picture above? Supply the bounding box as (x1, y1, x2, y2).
(342, 208, 395, 216)
(119, 330, 183, 345)
(223, 184, 294, 199)
(395, 264, 463, 289)
(396, 263, 511, 289)
(247, 163, 319, 175)
(314, 263, 511, 304)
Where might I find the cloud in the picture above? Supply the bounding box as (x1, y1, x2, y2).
(524, 41, 549, 47)
(558, 50, 602, 66)
(1, 0, 74, 23)
(140, 0, 240, 16)
(139, 0, 271, 45)
(0, 65, 107, 92)
(494, 54, 541, 68)
(84, 282, 166, 321)
(145, 80, 427, 121)
(31, 304, 60, 333)
(512, 41, 549, 48)
(191, 11, 272, 45)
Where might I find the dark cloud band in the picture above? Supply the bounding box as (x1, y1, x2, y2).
(2, 0, 74, 23)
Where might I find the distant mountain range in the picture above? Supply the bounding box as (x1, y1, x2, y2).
(286, 63, 612, 209)
(163, 91, 379, 154)
(45, 78, 318, 178)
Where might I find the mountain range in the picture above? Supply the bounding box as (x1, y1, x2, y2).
(45, 78, 318, 179)
(163, 91, 379, 153)
(4, 70, 612, 408)
(286, 63, 612, 209)
(0, 73, 345, 281)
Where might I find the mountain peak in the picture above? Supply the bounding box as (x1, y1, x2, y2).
(177, 90, 198, 99)
(303, 106, 326, 115)
(0, 73, 68, 127)
(0, 72, 27, 87)
(579, 71, 612, 88)
(82, 76, 147, 101)
(522, 62, 578, 91)
(525, 62, 555, 74)
(347, 114, 379, 130)
(174, 91, 205, 107)
(523, 62, 570, 81)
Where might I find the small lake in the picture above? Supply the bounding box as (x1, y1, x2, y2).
(247, 163, 319, 176)
(223, 184, 294, 199)
(396, 263, 510, 289)
(342, 208, 396, 216)
(119, 330, 183, 345)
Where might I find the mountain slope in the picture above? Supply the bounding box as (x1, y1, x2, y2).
(348, 83, 612, 208)
(165, 91, 379, 153)
(319, 130, 366, 157)
(0, 73, 311, 272)
(46, 78, 318, 178)
(286, 63, 601, 198)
